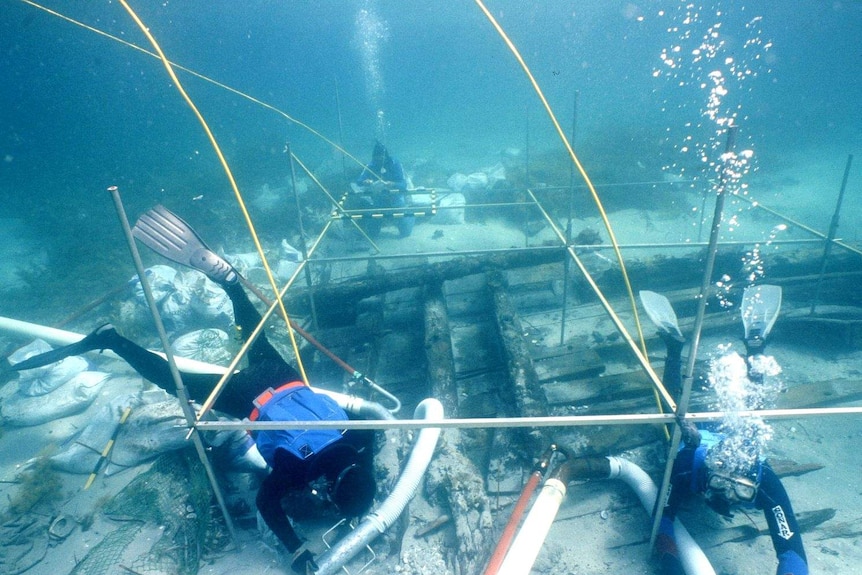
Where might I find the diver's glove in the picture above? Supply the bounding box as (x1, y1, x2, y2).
(676, 416, 701, 448)
(290, 543, 318, 574)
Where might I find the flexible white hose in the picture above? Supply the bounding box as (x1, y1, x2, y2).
(0, 317, 710, 573)
(607, 456, 716, 575)
(496, 477, 567, 575)
(314, 398, 444, 575)
(0, 316, 397, 417)
(0, 316, 230, 374)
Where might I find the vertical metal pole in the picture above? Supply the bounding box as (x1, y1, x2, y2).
(560, 90, 579, 346)
(648, 126, 737, 550)
(106, 186, 238, 545)
(287, 143, 320, 331)
(810, 154, 853, 314)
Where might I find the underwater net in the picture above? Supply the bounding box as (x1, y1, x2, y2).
(71, 448, 230, 575)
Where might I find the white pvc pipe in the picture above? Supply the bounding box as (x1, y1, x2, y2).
(0, 316, 395, 419)
(0, 315, 230, 374)
(496, 477, 567, 575)
(607, 456, 716, 575)
(314, 398, 444, 575)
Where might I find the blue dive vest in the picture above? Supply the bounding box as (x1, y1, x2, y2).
(253, 384, 348, 466)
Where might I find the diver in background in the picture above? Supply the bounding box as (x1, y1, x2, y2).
(565, 288, 808, 575)
(351, 140, 413, 238)
(9, 205, 377, 575)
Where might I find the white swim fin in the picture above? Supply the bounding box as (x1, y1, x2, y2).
(639, 290, 684, 339)
(741, 285, 781, 356)
(741, 284, 782, 343)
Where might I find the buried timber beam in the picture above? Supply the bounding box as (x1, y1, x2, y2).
(420, 279, 494, 575)
(488, 270, 548, 456)
(423, 281, 459, 416)
(286, 248, 566, 313)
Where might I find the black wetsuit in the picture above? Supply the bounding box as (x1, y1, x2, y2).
(85, 280, 374, 554)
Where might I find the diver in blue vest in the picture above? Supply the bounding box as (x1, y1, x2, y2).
(9, 205, 376, 574)
(563, 287, 808, 575)
(646, 286, 807, 575)
(350, 141, 413, 238)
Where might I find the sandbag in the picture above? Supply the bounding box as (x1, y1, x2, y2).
(129, 265, 177, 305)
(171, 328, 233, 365)
(9, 340, 90, 396)
(277, 239, 304, 282)
(447, 171, 489, 193)
(437, 193, 466, 225)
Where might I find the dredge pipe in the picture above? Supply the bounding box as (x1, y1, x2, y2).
(496, 459, 574, 575)
(607, 457, 715, 575)
(314, 398, 444, 575)
(482, 445, 558, 575)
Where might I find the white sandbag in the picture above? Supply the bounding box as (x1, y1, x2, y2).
(129, 265, 178, 304)
(17, 356, 89, 397)
(281, 239, 303, 262)
(9, 339, 90, 396)
(2, 370, 109, 427)
(462, 171, 489, 191)
(484, 162, 507, 186)
(160, 273, 196, 332)
(8, 338, 52, 364)
(436, 193, 466, 225)
(223, 251, 263, 276)
(446, 171, 490, 194)
(187, 276, 233, 326)
(277, 239, 304, 282)
(447, 172, 468, 193)
(171, 328, 233, 366)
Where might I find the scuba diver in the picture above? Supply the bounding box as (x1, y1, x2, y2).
(8, 205, 376, 575)
(349, 141, 413, 238)
(565, 286, 808, 575)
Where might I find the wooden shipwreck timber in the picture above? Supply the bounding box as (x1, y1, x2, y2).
(270, 240, 862, 571)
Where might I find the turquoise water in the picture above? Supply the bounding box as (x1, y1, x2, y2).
(0, 2, 860, 573)
(1, 2, 859, 261)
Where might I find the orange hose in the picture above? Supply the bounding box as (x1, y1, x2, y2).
(482, 470, 543, 575)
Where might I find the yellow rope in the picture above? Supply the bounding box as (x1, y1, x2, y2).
(18, 0, 369, 177)
(115, 0, 309, 385)
(26, 0, 669, 420)
(473, 0, 664, 427)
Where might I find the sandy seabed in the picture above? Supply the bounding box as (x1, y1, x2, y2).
(1, 176, 861, 575)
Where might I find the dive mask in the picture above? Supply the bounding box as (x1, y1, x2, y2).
(706, 472, 759, 503)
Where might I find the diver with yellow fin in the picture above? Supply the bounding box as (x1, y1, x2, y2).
(9, 205, 377, 574)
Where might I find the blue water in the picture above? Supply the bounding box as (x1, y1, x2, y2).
(0, 0, 860, 309)
(1, 4, 861, 573)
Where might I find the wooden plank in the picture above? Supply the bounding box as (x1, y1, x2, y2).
(778, 377, 862, 409)
(457, 372, 504, 418)
(451, 321, 503, 375)
(542, 371, 653, 406)
(424, 281, 458, 417)
(533, 344, 605, 382)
